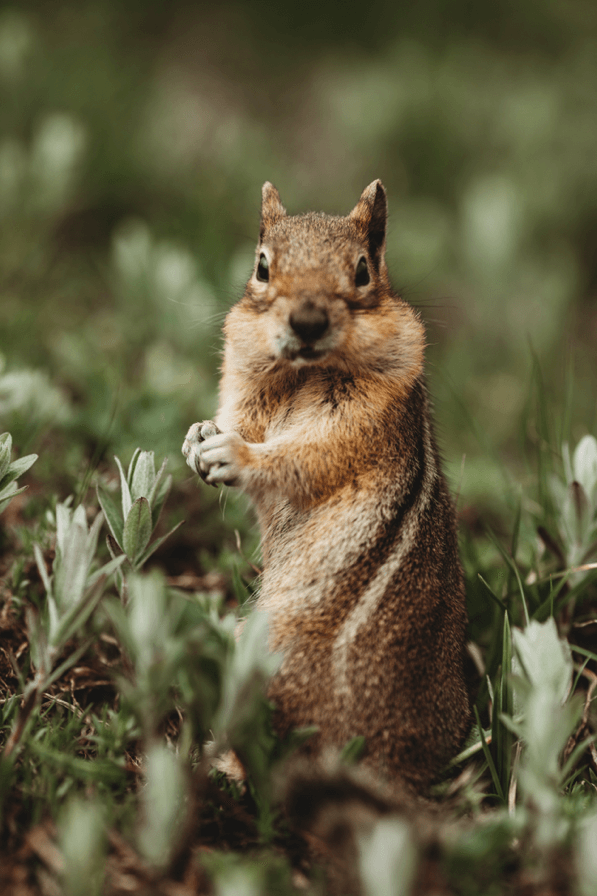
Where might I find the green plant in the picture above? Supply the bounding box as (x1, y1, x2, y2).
(0, 431, 37, 513)
(551, 434, 597, 583)
(105, 571, 200, 741)
(97, 449, 182, 594)
(502, 617, 585, 849)
(106, 572, 282, 803)
(105, 573, 284, 855)
(136, 741, 188, 871)
(1, 500, 124, 762)
(59, 797, 106, 896)
(358, 817, 417, 896)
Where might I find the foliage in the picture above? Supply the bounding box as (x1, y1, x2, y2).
(136, 741, 187, 870)
(358, 817, 417, 896)
(0, 408, 597, 893)
(97, 448, 182, 594)
(0, 431, 37, 514)
(0, 2, 596, 891)
(59, 797, 106, 896)
(506, 619, 583, 847)
(553, 435, 597, 579)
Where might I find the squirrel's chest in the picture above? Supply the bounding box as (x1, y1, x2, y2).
(236, 400, 307, 443)
(240, 374, 355, 441)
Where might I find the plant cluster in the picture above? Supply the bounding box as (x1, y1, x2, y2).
(0, 434, 286, 892)
(0, 411, 596, 895)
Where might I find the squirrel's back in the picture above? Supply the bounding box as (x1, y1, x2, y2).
(185, 181, 471, 792)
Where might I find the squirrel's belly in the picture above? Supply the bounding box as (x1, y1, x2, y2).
(257, 487, 398, 615)
(256, 468, 449, 650)
(255, 475, 469, 789)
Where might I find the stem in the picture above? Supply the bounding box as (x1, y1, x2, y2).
(2, 683, 40, 760)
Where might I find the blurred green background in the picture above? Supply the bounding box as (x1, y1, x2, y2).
(1, 0, 596, 527)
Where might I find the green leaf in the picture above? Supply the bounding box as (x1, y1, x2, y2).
(561, 734, 595, 783)
(358, 817, 416, 896)
(0, 432, 12, 480)
(571, 644, 597, 664)
(33, 543, 52, 595)
(26, 605, 48, 675)
(114, 455, 132, 519)
(130, 450, 156, 501)
(6, 452, 38, 480)
(280, 725, 319, 757)
(447, 725, 491, 767)
(497, 612, 513, 794)
(497, 712, 523, 738)
(53, 506, 91, 609)
(512, 617, 572, 706)
(46, 595, 60, 648)
(0, 483, 27, 513)
(214, 611, 281, 747)
(510, 495, 522, 561)
(125, 572, 168, 671)
(150, 473, 172, 529)
(102, 598, 133, 658)
(50, 576, 108, 653)
(59, 796, 107, 896)
(340, 735, 366, 765)
(55, 500, 73, 560)
(478, 574, 506, 611)
(501, 612, 513, 716)
(126, 447, 142, 488)
(474, 706, 505, 803)
(86, 554, 127, 590)
(573, 435, 597, 505)
(0, 454, 38, 492)
(134, 520, 183, 569)
(85, 510, 105, 572)
(105, 532, 123, 561)
(487, 530, 530, 625)
(137, 742, 186, 869)
(148, 455, 169, 509)
(149, 457, 168, 505)
(96, 484, 124, 548)
(123, 497, 152, 562)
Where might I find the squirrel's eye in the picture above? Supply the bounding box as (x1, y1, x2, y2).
(355, 256, 370, 287)
(256, 253, 269, 282)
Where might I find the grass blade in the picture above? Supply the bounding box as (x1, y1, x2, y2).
(486, 529, 530, 625)
(474, 705, 505, 804)
(478, 574, 507, 611)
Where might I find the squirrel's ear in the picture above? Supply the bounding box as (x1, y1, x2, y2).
(349, 180, 387, 267)
(260, 182, 286, 239)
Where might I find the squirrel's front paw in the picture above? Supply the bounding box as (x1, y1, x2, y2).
(198, 431, 250, 487)
(182, 421, 221, 486)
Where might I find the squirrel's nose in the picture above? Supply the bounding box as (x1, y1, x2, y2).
(289, 303, 329, 343)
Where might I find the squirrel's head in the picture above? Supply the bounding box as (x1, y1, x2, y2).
(226, 181, 423, 379)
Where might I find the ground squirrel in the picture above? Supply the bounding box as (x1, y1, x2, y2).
(183, 180, 470, 793)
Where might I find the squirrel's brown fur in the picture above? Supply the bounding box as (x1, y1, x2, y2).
(183, 180, 470, 792)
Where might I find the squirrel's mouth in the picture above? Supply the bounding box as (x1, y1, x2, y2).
(277, 330, 333, 364)
(298, 344, 326, 361)
(278, 342, 328, 364)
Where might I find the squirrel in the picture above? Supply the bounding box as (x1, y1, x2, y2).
(182, 180, 471, 793)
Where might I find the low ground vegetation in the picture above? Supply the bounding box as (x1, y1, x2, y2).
(1, 379, 597, 894)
